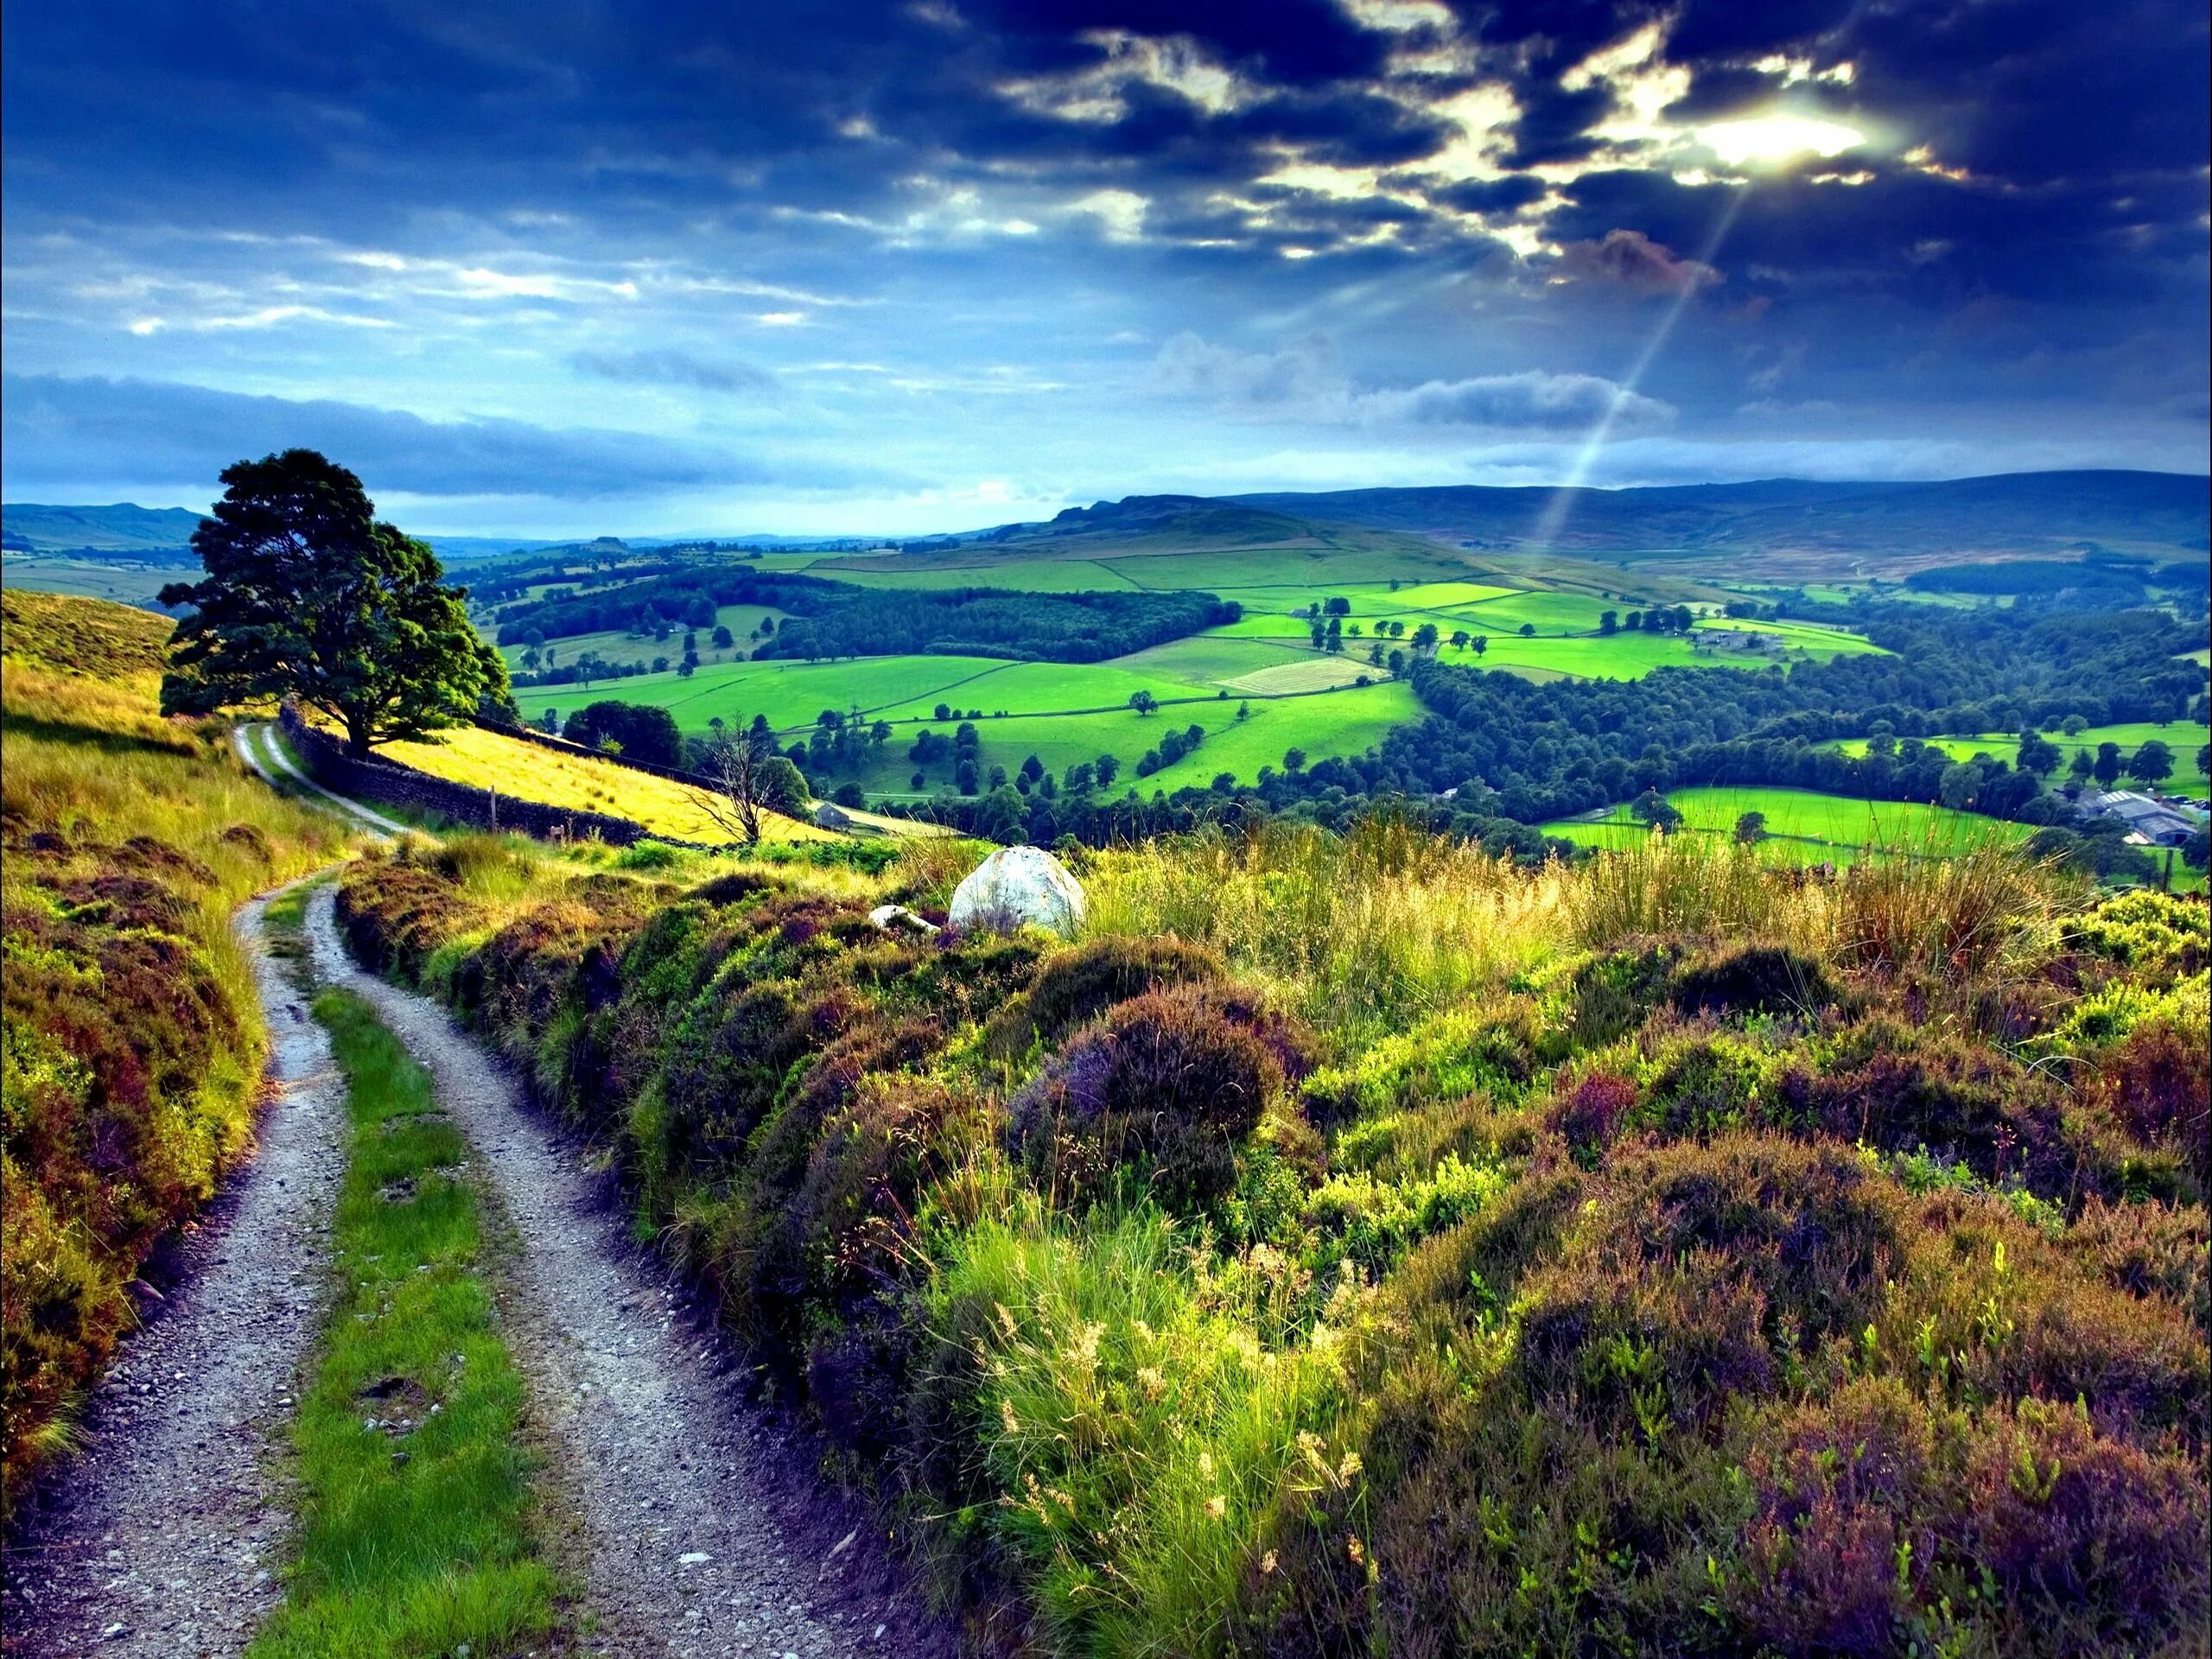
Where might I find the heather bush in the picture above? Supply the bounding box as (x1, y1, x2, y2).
(981, 933, 1224, 1059)
(1667, 940, 1836, 1019)
(1010, 985, 1312, 1215)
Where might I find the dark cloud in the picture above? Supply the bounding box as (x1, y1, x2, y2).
(0, 0, 2202, 505)
(0, 374, 889, 499)
(1554, 229, 1722, 294)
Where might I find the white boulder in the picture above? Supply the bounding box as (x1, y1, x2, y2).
(947, 845, 1085, 937)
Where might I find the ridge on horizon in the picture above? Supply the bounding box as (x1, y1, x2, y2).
(6, 466, 2206, 554)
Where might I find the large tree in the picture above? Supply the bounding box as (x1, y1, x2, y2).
(159, 450, 505, 757)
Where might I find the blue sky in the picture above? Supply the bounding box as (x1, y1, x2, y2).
(3, 0, 2206, 536)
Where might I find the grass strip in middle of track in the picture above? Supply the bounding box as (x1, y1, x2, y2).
(249, 961, 559, 1658)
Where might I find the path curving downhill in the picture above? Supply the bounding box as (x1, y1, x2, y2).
(302, 888, 952, 1659)
(232, 722, 410, 839)
(1, 886, 350, 1659)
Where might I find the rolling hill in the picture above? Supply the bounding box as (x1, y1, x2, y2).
(1, 500, 204, 553)
(1224, 469, 2211, 573)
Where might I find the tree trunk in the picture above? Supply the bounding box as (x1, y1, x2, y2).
(344, 711, 372, 759)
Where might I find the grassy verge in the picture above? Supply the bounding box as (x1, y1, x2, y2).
(250, 983, 558, 1657)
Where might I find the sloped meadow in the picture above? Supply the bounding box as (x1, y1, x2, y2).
(332, 820, 2209, 1657)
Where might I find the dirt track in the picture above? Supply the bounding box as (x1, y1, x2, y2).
(5, 874, 953, 1657)
(302, 887, 952, 1658)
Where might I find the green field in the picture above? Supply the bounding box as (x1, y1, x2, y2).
(498, 602, 787, 671)
(513, 652, 1015, 732)
(1541, 785, 2034, 861)
(510, 627, 1421, 800)
(1827, 721, 2212, 792)
(865, 678, 1422, 798)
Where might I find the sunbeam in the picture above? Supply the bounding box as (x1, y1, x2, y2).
(1528, 186, 1750, 550)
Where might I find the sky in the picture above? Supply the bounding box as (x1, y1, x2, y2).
(3, 0, 2207, 537)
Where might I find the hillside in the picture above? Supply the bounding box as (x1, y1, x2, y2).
(1, 502, 202, 554)
(0, 593, 351, 1505)
(333, 813, 2212, 1656)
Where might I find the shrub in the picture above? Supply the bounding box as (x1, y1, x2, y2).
(1963, 1397, 2209, 1647)
(1561, 942, 1678, 1047)
(1302, 998, 1548, 1127)
(1518, 1135, 1909, 1432)
(981, 934, 1224, 1058)
(1009, 986, 1310, 1215)
(2095, 1014, 2212, 1189)
(1732, 1376, 1938, 1652)
(1667, 941, 1834, 1019)
(1549, 1069, 1638, 1160)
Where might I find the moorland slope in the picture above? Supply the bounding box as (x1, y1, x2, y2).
(0, 592, 349, 1504)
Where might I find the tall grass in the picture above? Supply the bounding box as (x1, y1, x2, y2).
(1567, 828, 1831, 949)
(1084, 813, 1567, 1049)
(928, 1199, 1352, 1657)
(1088, 814, 2078, 1050)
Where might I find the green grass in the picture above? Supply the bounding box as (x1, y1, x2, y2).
(1541, 785, 2035, 861)
(868, 657, 1224, 720)
(250, 986, 559, 1659)
(1826, 721, 2212, 792)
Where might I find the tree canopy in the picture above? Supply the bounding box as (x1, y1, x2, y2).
(160, 450, 504, 756)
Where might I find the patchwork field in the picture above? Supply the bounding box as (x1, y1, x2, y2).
(497, 603, 787, 673)
(873, 677, 1424, 798)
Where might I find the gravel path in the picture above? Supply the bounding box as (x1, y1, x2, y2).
(232, 723, 406, 838)
(303, 888, 955, 1659)
(1, 887, 349, 1659)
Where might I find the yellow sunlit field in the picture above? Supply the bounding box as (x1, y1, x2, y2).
(359, 721, 841, 844)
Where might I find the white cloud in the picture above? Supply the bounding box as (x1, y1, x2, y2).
(1145, 333, 1675, 432)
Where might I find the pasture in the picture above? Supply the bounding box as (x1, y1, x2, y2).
(867, 677, 1422, 798)
(1541, 785, 2033, 861)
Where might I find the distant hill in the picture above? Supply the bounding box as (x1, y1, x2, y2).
(1, 501, 204, 554)
(1223, 470, 2211, 574)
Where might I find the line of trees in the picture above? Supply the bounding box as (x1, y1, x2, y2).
(496, 567, 1239, 666)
